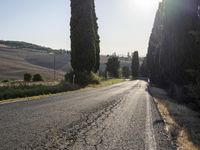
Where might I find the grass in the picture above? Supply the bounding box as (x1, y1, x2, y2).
(88, 78, 125, 88)
(0, 82, 80, 101)
(150, 87, 200, 150)
(0, 80, 59, 87)
(0, 79, 125, 103)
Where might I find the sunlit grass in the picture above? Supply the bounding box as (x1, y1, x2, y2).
(151, 87, 200, 150)
(0, 79, 125, 103)
(87, 78, 125, 88)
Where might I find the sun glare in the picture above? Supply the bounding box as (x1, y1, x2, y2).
(132, 0, 162, 11)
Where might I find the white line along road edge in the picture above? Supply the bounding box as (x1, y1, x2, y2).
(145, 91, 157, 150)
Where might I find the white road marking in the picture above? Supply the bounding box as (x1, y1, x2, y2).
(145, 92, 157, 150)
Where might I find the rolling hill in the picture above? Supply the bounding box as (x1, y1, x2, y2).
(0, 40, 132, 81)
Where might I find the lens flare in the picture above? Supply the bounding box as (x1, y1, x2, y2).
(131, 0, 161, 11)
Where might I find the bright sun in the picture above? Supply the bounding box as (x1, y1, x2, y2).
(132, 0, 162, 11)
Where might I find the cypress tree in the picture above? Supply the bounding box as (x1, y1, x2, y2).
(106, 56, 120, 78)
(131, 51, 139, 78)
(92, 0, 101, 73)
(70, 0, 97, 73)
(147, 0, 200, 100)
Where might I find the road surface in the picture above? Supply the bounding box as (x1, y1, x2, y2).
(0, 80, 173, 150)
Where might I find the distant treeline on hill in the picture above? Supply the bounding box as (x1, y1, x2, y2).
(0, 40, 70, 54)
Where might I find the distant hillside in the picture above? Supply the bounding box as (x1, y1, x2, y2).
(0, 40, 69, 54)
(0, 40, 133, 80)
(0, 47, 67, 80)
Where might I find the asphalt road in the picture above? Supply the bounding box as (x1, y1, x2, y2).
(0, 80, 173, 150)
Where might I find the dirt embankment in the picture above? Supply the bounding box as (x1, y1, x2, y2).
(150, 87, 200, 150)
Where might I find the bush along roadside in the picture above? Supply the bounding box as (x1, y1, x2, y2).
(65, 71, 100, 86)
(0, 82, 80, 101)
(0, 78, 125, 101)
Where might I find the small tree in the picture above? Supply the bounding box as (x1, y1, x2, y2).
(24, 73, 32, 82)
(131, 51, 139, 78)
(32, 74, 43, 82)
(122, 66, 130, 78)
(106, 56, 120, 78)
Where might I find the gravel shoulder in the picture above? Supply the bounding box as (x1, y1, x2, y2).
(150, 86, 200, 150)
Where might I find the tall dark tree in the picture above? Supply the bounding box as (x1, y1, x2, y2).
(147, 0, 200, 101)
(131, 51, 139, 78)
(92, 0, 100, 73)
(140, 58, 148, 77)
(106, 56, 120, 78)
(146, 2, 164, 84)
(70, 0, 100, 74)
(122, 66, 130, 78)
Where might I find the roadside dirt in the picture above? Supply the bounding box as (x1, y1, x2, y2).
(150, 87, 200, 150)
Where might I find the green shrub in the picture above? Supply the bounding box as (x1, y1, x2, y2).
(122, 66, 130, 78)
(74, 71, 90, 85)
(0, 83, 80, 101)
(1, 80, 9, 83)
(24, 73, 32, 82)
(65, 71, 100, 85)
(76, 72, 101, 85)
(65, 71, 74, 83)
(89, 72, 100, 84)
(32, 74, 43, 82)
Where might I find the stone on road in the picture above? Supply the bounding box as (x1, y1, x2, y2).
(0, 80, 173, 150)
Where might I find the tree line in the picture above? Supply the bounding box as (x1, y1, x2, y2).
(146, 0, 200, 106)
(105, 52, 139, 79)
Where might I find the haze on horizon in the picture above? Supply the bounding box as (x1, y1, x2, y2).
(0, 0, 161, 56)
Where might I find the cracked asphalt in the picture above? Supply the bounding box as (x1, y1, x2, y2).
(0, 80, 174, 150)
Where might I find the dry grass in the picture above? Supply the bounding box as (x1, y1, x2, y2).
(0, 81, 60, 87)
(178, 129, 199, 150)
(151, 87, 200, 150)
(0, 79, 125, 105)
(88, 79, 125, 88)
(0, 47, 65, 80)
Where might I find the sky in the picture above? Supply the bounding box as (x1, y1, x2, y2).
(0, 0, 161, 56)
